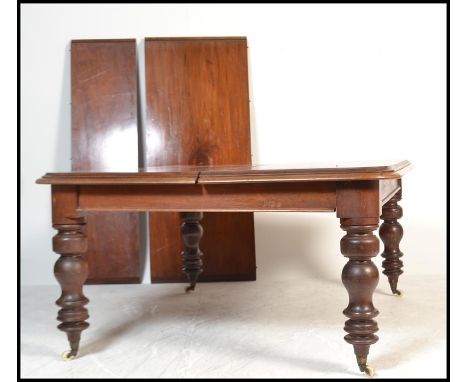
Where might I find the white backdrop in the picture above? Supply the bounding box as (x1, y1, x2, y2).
(20, 4, 446, 285)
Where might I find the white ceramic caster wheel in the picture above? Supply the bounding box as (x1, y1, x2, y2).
(364, 365, 375, 377)
(62, 351, 76, 361)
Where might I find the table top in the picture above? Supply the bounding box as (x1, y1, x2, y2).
(36, 160, 412, 185)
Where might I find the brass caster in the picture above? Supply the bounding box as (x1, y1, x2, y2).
(363, 365, 375, 377)
(62, 351, 76, 361)
(185, 285, 195, 293)
(393, 289, 403, 297)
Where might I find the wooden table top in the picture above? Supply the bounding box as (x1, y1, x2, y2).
(36, 160, 412, 185)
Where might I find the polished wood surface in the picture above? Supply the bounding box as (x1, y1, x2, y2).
(37, 166, 411, 373)
(77, 182, 337, 212)
(144, 37, 251, 166)
(145, 37, 256, 283)
(51, 185, 89, 359)
(37, 35, 413, 374)
(37, 160, 411, 184)
(37, 171, 199, 185)
(71, 39, 141, 284)
(150, 212, 256, 283)
(379, 185, 404, 295)
(337, 182, 381, 375)
(180, 212, 204, 291)
(71, 39, 138, 171)
(198, 160, 412, 183)
(37, 171, 400, 214)
(340, 218, 380, 374)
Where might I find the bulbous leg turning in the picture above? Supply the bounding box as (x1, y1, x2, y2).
(379, 190, 404, 295)
(340, 218, 380, 375)
(180, 212, 204, 292)
(52, 219, 89, 359)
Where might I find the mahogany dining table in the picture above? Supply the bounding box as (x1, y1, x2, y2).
(36, 160, 411, 376)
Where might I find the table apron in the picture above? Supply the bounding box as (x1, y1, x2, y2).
(77, 182, 338, 212)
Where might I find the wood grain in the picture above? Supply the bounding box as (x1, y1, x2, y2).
(38, 173, 412, 372)
(379, 187, 404, 295)
(336, 181, 381, 218)
(340, 218, 380, 373)
(77, 182, 337, 212)
(180, 212, 204, 291)
(198, 160, 412, 183)
(337, 183, 381, 373)
(37, 160, 412, 185)
(51, 186, 89, 358)
(144, 37, 256, 283)
(71, 39, 141, 284)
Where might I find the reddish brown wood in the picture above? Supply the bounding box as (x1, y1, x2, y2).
(379, 187, 404, 295)
(340, 218, 380, 374)
(52, 185, 81, 224)
(144, 38, 252, 167)
(71, 39, 141, 284)
(37, 170, 412, 373)
(336, 180, 380, 218)
(199, 160, 412, 183)
(51, 186, 89, 358)
(77, 182, 337, 212)
(144, 37, 256, 284)
(149, 212, 256, 283)
(180, 212, 204, 291)
(38, 168, 199, 185)
(337, 182, 381, 375)
(37, 160, 412, 185)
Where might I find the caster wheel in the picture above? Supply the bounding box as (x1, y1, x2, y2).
(62, 351, 76, 361)
(394, 289, 403, 297)
(364, 365, 375, 377)
(185, 286, 195, 293)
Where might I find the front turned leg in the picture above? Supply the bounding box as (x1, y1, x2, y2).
(340, 218, 380, 377)
(180, 212, 204, 292)
(52, 218, 89, 360)
(379, 190, 404, 295)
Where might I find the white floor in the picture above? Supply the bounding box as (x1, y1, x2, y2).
(20, 273, 446, 378)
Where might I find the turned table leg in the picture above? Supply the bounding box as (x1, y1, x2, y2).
(379, 189, 404, 295)
(340, 218, 380, 376)
(180, 212, 204, 292)
(52, 217, 89, 360)
(336, 180, 382, 375)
